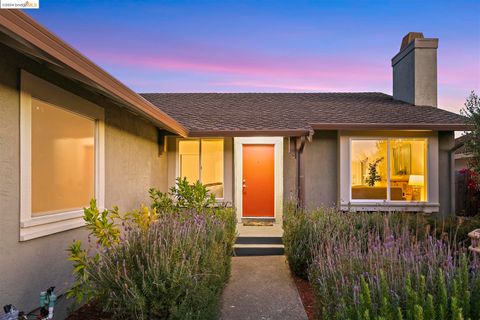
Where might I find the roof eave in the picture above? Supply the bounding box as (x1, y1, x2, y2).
(310, 123, 473, 131)
(187, 129, 310, 137)
(0, 11, 188, 137)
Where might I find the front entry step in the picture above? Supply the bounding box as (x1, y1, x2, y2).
(236, 236, 283, 245)
(234, 236, 284, 256)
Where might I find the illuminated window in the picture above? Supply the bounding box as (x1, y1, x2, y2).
(351, 140, 388, 200)
(31, 99, 96, 216)
(390, 139, 427, 201)
(351, 138, 428, 202)
(20, 71, 104, 241)
(178, 140, 200, 183)
(178, 139, 224, 198)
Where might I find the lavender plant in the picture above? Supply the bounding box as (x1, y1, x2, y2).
(292, 208, 480, 319)
(89, 212, 235, 319)
(67, 181, 236, 319)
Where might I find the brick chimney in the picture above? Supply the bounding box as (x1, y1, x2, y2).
(391, 32, 439, 107)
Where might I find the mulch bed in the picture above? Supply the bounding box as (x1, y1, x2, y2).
(293, 275, 315, 320)
(67, 301, 111, 320)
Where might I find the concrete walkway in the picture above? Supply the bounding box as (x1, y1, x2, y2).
(219, 256, 308, 320)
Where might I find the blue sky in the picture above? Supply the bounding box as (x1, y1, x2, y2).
(29, 0, 480, 113)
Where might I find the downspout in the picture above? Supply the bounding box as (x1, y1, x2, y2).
(296, 136, 306, 209)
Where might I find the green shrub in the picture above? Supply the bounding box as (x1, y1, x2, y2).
(67, 179, 236, 319)
(149, 177, 216, 214)
(283, 203, 339, 279)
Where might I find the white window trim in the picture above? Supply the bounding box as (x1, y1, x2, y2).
(339, 132, 440, 213)
(233, 137, 283, 223)
(20, 70, 105, 241)
(175, 138, 225, 200)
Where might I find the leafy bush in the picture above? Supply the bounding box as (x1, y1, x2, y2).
(283, 203, 339, 279)
(283, 205, 480, 319)
(67, 179, 236, 319)
(149, 177, 216, 215)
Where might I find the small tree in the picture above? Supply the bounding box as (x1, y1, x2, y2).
(365, 157, 384, 187)
(461, 91, 480, 177)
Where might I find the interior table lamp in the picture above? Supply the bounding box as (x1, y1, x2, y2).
(408, 175, 424, 201)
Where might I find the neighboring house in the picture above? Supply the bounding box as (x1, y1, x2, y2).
(0, 11, 471, 317)
(454, 134, 474, 171)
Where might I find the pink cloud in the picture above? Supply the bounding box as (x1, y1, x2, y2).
(209, 80, 384, 92)
(85, 49, 389, 82)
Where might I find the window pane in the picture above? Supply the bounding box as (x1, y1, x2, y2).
(201, 139, 224, 198)
(351, 140, 388, 200)
(390, 139, 427, 201)
(179, 140, 200, 183)
(31, 99, 95, 216)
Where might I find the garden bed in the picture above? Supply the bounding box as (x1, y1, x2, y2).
(67, 301, 111, 320)
(65, 179, 237, 320)
(293, 274, 315, 320)
(283, 206, 480, 319)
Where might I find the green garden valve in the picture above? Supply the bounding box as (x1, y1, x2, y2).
(39, 287, 56, 319)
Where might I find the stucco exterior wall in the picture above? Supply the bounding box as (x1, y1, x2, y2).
(303, 131, 339, 209)
(104, 105, 168, 210)
(0, 43, 168, 318)
(438, 131, 455, 216)
(283, 138, 297, 205)
(392, 40, 438, 107)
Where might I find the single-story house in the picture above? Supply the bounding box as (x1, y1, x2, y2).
(0, 11, 471, 318)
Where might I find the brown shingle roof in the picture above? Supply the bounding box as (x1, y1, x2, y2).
(141, 92, 470, 136)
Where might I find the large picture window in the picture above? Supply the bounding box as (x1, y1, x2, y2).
(31, 99, 95, 216)
(20, 71, 104, 241)
(178, 139, 224, 198)
(351, 138, 427, 201)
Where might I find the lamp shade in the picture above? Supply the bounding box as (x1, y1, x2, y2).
(408, 175, 424, 186)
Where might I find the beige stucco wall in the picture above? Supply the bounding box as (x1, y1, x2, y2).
(283, 138, 297, 205)
(104, 103, 168, 210)
(0, 43, 168, 318)
(438, 131, 455, 216)
(303, 131, 339, 209)
(282, 133, 338, 210)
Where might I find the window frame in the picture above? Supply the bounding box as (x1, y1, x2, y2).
(349, 136, 429, 203)
(20, 70, 105, 241)
(176, 138, 225, 200)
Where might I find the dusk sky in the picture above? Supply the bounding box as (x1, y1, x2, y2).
(29, 0, 480, 114)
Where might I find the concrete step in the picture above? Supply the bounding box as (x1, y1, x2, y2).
(234, 243, 285, 256)
(235, 236, 283, 245)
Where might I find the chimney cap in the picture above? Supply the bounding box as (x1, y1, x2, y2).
(400, 32, 424, 51)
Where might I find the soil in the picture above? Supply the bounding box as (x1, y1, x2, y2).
(67, 301, 111, 320)
(293, 275, 316, 320)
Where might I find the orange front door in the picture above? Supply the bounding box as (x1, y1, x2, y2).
(242, 144, 275, 217)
